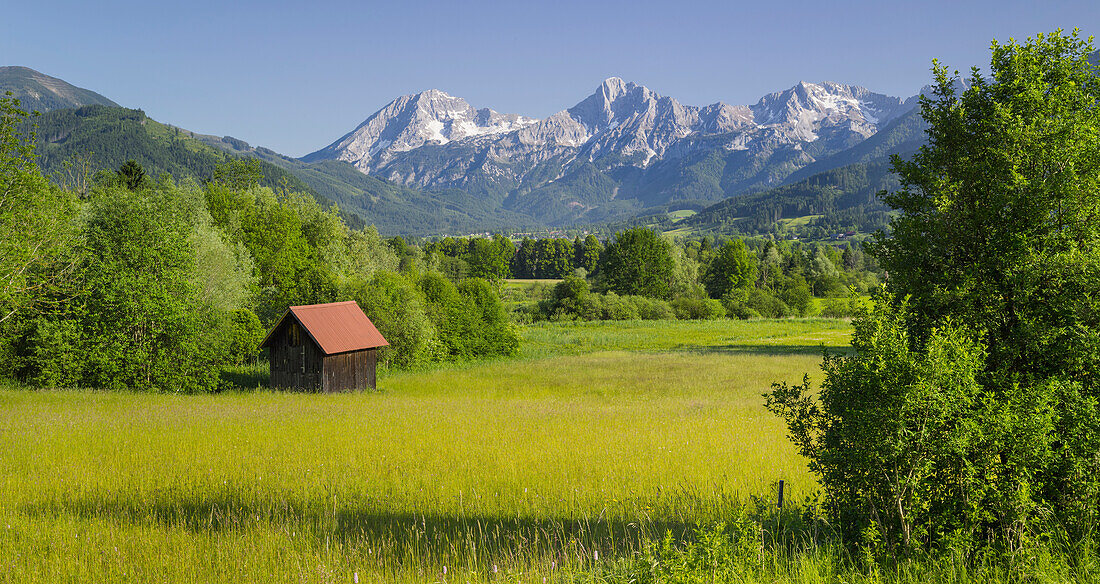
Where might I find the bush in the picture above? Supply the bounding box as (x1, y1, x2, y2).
(721, 289, 760, 320)
(457, 278, 519, 357)
(632, 296, 674, 320)
(671, 297, 727, 320)
(22, 318, 85, 388)
(746, 289, 790, 318)
(600, 292, 640, 320)
(350, 271, 440, 369)
(766, 297, 995, 549)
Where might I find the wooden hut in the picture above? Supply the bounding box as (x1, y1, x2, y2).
(260, 301, 389, 392)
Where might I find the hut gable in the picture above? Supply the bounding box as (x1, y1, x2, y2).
(260, 301, 388, 392)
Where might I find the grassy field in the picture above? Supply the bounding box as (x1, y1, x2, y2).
(0, 318, 853, 582)
(666, 210, 697, 223)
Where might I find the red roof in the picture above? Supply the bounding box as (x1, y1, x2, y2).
(260, 301, 388, 355)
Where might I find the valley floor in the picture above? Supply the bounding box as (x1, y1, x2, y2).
(4, 319, 1089, 582)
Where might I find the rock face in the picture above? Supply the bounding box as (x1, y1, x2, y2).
(0, 66, 119, 113)
(303, 89, 539, 167)
(305, 78, 918, 224)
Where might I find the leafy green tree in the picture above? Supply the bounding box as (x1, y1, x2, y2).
(80, 186, 222, 391)
(702, 239, 757, 299)
(551, 238, 574, 277)
(767, 297, 1007, 548)
(204, 184, 337, 323)
(466, 234, 514, 282)
(867, 31, 1100, 539)
(772, 30, 1100, 550)
(809, 246, 844, 297)
(871, 31, 1100, 381)
(576, 235, 603, 274)
(457, 278, 518, 356)
(349, 271, 440, 369)
(343, 225, 400, 279)
(757, 241, 782, 291)
(0, 94, 79, 326)
(598, 227, 675, 299)
(540, 274, 600, 321)
(226, 308, 264, 365)
(419, 271, 477, 358)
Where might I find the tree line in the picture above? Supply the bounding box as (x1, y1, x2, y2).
(0, 106, 519, 392)
(424, 227, 881, 322)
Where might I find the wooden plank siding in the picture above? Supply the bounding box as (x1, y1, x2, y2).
(269, 321, 325, 390)
(322, 349, 377, 392)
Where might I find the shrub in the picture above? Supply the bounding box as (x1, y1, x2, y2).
(746, 289, 790, 318)
(458, 278, 519, 357)
(600, 292, 640, 320)
(632, 296, 674, 320)
(721, 289, 760, 320)
(671, 297, 727, 320)
(350, 271, 440, 369)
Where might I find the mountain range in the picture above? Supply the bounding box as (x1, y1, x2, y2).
(5, 53, 1096, 237)
(303, 78, 920, 225)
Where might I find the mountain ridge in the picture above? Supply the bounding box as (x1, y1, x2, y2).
(0, 66, 119, 113)
(304, 77, 919, 226)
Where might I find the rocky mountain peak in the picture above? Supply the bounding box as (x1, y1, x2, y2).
(598, 76, 630, 100)
(304, 77, 917, 216)
(302, 88, 538, 166)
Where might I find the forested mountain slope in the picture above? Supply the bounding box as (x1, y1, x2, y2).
(0, 66, 118, 113)
(28, 106, 315, 196)
(200, 134, 543, 236)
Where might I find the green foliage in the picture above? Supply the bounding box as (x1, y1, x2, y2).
(0, 94, 79, 325)
(204, 184, 339, 324)
(744, 288, 789, 318)
(534, 276, 680, 323)
(225, 309, 264, 365)
(511, 237, 576, 279)
(772, 31, 1100, 553)
(768, 297, 997, 548)
(22, 316, 85, 387)
(464, 234, 514, 282)
(29, 105, 318, 199)
(670, 297, 727, 320)
(348, 271, 440, 369)
(598, 227, 675, 299)
(78, 185, 224, 391)
(457, 278, 519, 357)
(702, 239, 757, 299)
(416, 272, 518, 360)
(868, 30, 1100, 539)
(211, 157, 263, 190)
(190, 204, 255, 314)
(871, 31, 1100, 382)
(115, 159, 146, 190)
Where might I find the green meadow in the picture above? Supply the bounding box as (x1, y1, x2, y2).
(0, 319, 848, 582)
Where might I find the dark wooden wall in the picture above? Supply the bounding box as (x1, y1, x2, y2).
(268, 318, 378, 392)
(269, 321, 324, 390)
(322, 349, 377, 392)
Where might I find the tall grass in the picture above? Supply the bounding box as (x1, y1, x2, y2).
(2, 319, 1084, 582)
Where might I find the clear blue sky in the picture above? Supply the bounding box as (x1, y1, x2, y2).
(4, 0, 1097, 157)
